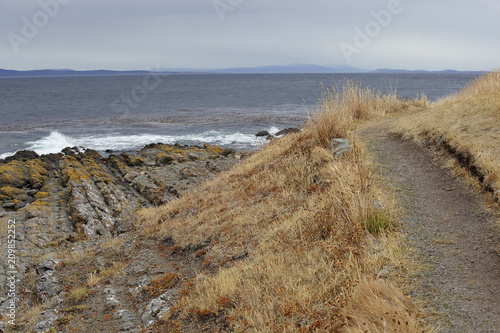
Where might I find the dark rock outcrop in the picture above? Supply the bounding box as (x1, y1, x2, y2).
(275, 128, 301, 136)
(256, 131, 271, 137)
(4, 150, 40, 162)
(0, 142, 249, 333)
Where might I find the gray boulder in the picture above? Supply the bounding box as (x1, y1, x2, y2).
(35, 260, 62, 301)
(330, 138, 352, 157)
(255, 131, 271, 137)
(141, 289, 178, 328)
(34, 309, 59, 333)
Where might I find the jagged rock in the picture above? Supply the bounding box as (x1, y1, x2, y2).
(35, 260, 62, 301)
(113, 309, 139, 332)
(62, 156, 121, 237)
(1, 202, 15, 209)
(62, 147, 78, 156)
(0, 186, 29, 202)
(128, 156, 145, 167)
(126, 260, 148, 274)
(28, 232, 52, 249)
(124, 173, 138, 182)
(34, 309, 59, 333)
(138, 277, 152, 288)
(36, 259, 62, 274)
(204, 143, 223, 155)
(221, 148, 236, 157)
(206, 161, 221, 173)
(0, 160, 29, 187)
(275, 128, 300, 136)
(142, 143, 163, 150)
(330, 138, 352, 157)
(5, 150, 40, 162)
(40, 154, 62, 168)
(104, 287, 122, 308)
(256, 131, 271, 137)
(26, 159, 50, 189)
(27, 189, 39, 196)
(187, 152, 201, 161)
(180, 167, 197, 179)
(109, 155, 132, 176)
(81, 149, 101, 161)
(141, 289, 178, 328)
(156, 153, 176, 166)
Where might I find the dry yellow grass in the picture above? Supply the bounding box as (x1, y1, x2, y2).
(1, 301, 48, 333)
(137, 82, 432, 331)
(343, 279, 436, 333)
(308, 80, 428, 147)
(393, 71, 500, 203)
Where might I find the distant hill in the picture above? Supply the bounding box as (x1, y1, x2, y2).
(0, 69, 159, 78)
(208, 64, 367, 74)
(373, 68, 484, 74)
(0, 65, 484, 78)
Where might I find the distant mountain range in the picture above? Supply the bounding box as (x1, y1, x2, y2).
(0, 65, 484, 78)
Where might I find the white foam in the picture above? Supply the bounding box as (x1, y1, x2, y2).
(0, 151, 17, 159)
(268, 126, 280, 135)
(2, 129, 274, 158)
(27, 131, 76, 155)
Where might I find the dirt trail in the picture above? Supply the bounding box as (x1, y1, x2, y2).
(359, 118, 500, 333)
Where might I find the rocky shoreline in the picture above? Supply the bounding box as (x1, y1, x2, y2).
(0, 142, 248, 332)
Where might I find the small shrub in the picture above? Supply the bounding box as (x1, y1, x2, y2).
(62, 305, 88, 313)
(143, 273, 179, 298)
(57, 315, 73, 325)
(363, 211, 391, 233)
(69, 286, 88, 300)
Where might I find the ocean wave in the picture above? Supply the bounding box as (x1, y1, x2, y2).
(1, 128, 280, 158)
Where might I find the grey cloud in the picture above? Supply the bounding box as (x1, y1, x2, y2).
(1, 0, 498, 71)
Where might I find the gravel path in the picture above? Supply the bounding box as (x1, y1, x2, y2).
(359, 118, 500, 333)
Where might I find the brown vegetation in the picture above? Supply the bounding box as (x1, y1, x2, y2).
(393, 71, 500, 204)
(137, 82, 432, 331)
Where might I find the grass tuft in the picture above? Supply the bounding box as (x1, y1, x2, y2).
(69, 286, 89, 300)
(363, 210, 392, 233)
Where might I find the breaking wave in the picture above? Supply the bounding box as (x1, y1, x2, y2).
(1, 127, 283, 158)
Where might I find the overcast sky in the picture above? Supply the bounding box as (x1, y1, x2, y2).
(1, 0, 499, 71)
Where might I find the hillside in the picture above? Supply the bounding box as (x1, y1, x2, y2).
(133, 83, 431, 332)
(0, 81, 434, 332)
(393, 71, 500, 205)
(5, 72, 500, 332)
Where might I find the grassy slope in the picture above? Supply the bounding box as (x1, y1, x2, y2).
(393, 71, 500, 204)
(137, 82, 433, 332)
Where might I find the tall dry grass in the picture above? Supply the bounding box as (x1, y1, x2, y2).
(434, 71, 500, 107)
(307, 80, 428, 147)
(137, 82, 433, 332)
(393, 71, 500, 203)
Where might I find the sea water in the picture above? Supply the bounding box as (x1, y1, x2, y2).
(0, 73, 479, 158)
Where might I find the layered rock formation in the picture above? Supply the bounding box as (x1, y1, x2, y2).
(0, 143, 246, 332)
